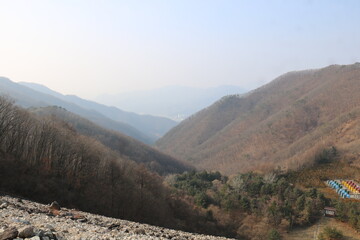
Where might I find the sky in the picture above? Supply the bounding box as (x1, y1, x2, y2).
(0, 0, 360, 99)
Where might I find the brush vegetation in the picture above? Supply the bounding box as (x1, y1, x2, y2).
(167, 170, 327, 239)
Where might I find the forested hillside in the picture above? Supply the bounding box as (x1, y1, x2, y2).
(165, 161, 360, 240)
(0, 96, 168, 224)
(30, 106, 192, 175)
(157, 63, 360, 174)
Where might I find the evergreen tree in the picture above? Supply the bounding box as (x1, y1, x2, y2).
(268, 229, 281, 240)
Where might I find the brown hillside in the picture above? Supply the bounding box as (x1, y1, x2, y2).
(30, 106, 193, 175)
(157, 63, 360, 174)
(0, 96, 173, 226)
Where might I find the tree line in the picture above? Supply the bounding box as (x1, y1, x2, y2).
(167, 170, 330, 239)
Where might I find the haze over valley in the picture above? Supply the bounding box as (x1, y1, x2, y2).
(96, 85, 247, 121)
(1, 1, 360, 240)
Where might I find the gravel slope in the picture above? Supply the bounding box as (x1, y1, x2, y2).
(0, 195, 233, 240)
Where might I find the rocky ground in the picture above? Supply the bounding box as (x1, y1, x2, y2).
(0, 195, 233, 240)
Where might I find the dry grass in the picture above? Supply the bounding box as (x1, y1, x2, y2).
(286, 217, 360, 240)
(289, 162, 360, 189)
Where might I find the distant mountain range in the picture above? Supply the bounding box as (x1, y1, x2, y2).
(96, 85, 246, 121)
(157, 63, 360, 174)
(0, 77, 177, 144)
(19, 82, 177, 141)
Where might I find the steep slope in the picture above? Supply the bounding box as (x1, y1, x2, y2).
(0, 97, 238, 237)
(31, 106, 192, 175)
(0, 77, 152, 143)
(20, 82, 177, 139)
(96, 85, 246, 121)
(0, 96, 172, 226)
(157, 63, 360, 174)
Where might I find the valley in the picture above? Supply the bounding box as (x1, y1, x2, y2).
(95, 85, 246, 121)
(1, 64, 360, 240)
(2, 1, 360, 239)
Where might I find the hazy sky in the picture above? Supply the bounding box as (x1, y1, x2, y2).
(1, 0, 359, 99)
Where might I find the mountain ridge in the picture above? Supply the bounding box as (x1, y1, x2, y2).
(157, 63, 360, 174)
(0, 77, 164, 143)
(19, 81, 177, 141)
